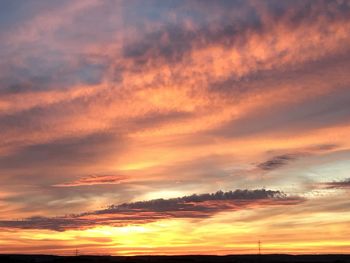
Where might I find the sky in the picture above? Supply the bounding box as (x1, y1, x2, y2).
(0, 0, 350, 256)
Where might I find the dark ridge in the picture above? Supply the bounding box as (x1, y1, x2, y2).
(0, 254, 350, 263)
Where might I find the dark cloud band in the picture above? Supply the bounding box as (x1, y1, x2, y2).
(0, 189, 304, 231)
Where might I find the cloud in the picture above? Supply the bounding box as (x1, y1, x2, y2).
(256, 144, 341, 171)
(0, 132, 123, 170)
(119, 0, 350, 85)
(1, 0, 350, 156)
(0, 189, 304, 231)
(0, 0, 350, 245)
(102, 189, 301, 213)
(318, 178, 350, 189)
(257, 154, 301, 171)
(54, 175, 126, 187)
(122, 0, 350, 66)
(210, 82, 350, 139)
(309, 144, 339, 152)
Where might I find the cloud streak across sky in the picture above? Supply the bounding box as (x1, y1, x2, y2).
(54, 175, 126, 187)
(0, 189, 304, 231)
(0, 0, 350, 255)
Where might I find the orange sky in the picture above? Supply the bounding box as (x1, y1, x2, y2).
(1, 0, 350, 256)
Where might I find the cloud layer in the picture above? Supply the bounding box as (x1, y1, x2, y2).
(0, 189, 304, 231)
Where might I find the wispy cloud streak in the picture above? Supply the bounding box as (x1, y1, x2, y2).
(318, 178, 350, 189)
(54, 175, 126, 187)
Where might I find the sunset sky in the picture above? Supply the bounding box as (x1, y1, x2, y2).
(1, 0, 350, 256)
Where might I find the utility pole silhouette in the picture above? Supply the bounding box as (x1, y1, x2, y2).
(258, 240, 261, 255)
(75, 248, 79, 256)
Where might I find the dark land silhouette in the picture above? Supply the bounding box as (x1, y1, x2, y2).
(1, 254, 350, 263)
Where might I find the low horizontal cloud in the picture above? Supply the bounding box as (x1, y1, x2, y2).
(318, 178, 350, 189)
(53, 175, 126, 187)
(0, 189, 304, 231)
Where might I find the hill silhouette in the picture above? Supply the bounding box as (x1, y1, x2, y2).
(1, 254, 350, 263)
